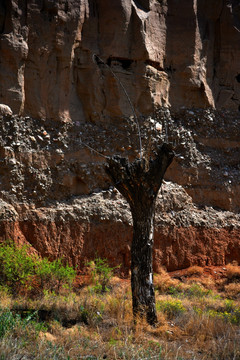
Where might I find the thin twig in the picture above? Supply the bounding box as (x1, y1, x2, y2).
(93, 54, 143, 160)
(80, 138, 110, 159)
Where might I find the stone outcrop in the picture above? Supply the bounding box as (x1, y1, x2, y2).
(1, 1, 240, 119)
(0, 0, 239, 271)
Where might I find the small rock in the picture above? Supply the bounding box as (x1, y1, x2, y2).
(29, 136, 36, 142)
(9, 158, 16, 165)
(0, 104, 13, 116)
(155, 122, 162, 132)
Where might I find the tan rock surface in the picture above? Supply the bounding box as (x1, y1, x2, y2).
(0, 1, 240, 270)
(1, 1, 240, 118)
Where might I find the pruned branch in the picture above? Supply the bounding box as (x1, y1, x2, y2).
(105, 143, 174, 208)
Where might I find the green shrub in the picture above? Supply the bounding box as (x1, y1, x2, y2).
(35, 257, 76, 294)
(0, 241, 36, 295)
(157, 299, 186, 319)
(194, 299, 240, 325)
(186, 283, 212, 298)
(0, 310, 16, 338)
(0, 241, 76, 297)
(0, 308, 47, 339)
(87, 258, 117, 293)
(225, 299, 235, 312)
(0, 285, 10, 298)
(167, 285, 183, 297)
(207, 307, 240, 325)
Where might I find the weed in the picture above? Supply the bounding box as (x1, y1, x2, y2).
(157, 299, 186, 319)
(87, 258, 118, 293)
(207, 307, 240, 325)
(0, 308, 47, 341)
(167, 285, 183, 297)
(0, 286, 10, 297)
(185, 283, 212, 298)
(225, 299, 235, 312)
(0, 310, 16, 338)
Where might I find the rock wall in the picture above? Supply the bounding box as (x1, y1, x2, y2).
(1, 0, 240, 119)
(0, 0, 239, 271)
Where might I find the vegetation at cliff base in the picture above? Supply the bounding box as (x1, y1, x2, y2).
(0, 240, 76, 297)
(0, 244, 239, 359)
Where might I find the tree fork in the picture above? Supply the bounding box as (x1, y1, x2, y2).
(105, 143, 174, 325)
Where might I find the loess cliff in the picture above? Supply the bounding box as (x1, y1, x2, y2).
(0, 0, 239, 272)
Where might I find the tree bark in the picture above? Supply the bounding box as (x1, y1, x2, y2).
(105, 143, 174, 325)
(131, 204, 156, 324)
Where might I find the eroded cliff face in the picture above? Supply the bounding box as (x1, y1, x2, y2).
(1, 0, 240, 118)
(0, 0, 239, 271)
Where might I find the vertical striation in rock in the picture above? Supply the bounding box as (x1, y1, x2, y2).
(1, 0, 240, 119)
(0, 1, 239, 270)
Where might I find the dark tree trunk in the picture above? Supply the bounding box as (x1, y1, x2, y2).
(105, 143, 174, 325)
(131, 203, 156, 324)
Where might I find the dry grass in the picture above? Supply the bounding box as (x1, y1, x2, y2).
(226, 263, 240, 281)
(154, 267, 180, 293)
(0, 268, 240, 359)
(185, 265, 204, 277)
(224, 282, 240, 299)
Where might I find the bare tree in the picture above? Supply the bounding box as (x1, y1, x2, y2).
(83, 55, 175, 325)
(105, 144, 174, 325)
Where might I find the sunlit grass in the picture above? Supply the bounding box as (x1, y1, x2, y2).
(0, 266, 239, 359)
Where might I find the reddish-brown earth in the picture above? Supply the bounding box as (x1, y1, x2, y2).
(0, 0, 239, 271)
(0, 184, 239, 272)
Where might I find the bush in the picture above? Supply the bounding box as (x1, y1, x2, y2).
(0, 308, 46, 339)
(35, 257, 76, 294)
(0, 241, 36, 295)
(157, 299, 186, 319)
(0, 241, 76, 297)
(185, 283, 212, 298)
(207, 307, 240, 325)
(87, 258, 117, 293)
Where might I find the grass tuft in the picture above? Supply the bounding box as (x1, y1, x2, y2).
(226, 263, 240, 282)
